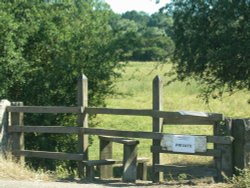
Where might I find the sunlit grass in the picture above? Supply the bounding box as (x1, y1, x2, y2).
(89, 61, 250, 165)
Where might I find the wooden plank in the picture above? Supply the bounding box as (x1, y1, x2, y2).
(83, 159, 119, 166)
(155, 164, 218, 177)
(10, 102, 24, 165)
(8, 126, 81, 134)
(99, 136, 139, 145)
(207, 135, 233, 145)
(214, 119, 233, 181)
(7, 106, 81, 114)
(86, 107, 152, 116)
(83, 128, 163, 139)
(152, 75, 163, 183)
(8, 126, 233, 145)
(77, 74, 89, 178)
(13, 150, 84, 161)
(122, 143, 138, 183)
(151, 146, 221, 157)
(162, 112, 223, 125)
(232, 118, 250, 174)
(100, 138, 113, 179)
(86, 107, 223, 125)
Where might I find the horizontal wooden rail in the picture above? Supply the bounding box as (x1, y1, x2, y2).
(13, 150, 84, 161)
(151, 146, 221, 157)
(6, 106, 223, 125)
(8, 126, 81, 134)
(86, 107, 223, 124)
(154, 164, 218, 177)
(7, 106, 81, 114)
(8, 126, 233, 144)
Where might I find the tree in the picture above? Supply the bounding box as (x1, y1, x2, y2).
(167, 0, 250, 100)
(0, 0, 120, 172)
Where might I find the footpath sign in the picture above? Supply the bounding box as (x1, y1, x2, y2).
(172, 135, 195, 153)
(161, 134, 207, 153)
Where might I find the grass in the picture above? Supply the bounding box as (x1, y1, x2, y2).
(89, 61, 250, 166)
(0, 154, 51, 181)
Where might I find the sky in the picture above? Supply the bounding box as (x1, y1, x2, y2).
(104, 0, 170, 15)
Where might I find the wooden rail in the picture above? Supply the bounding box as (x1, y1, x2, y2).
(7, 106, 224, 125)
(7, 106, 81, 114)
(8, 126, 233, 144)
(13, 150, 84, 161)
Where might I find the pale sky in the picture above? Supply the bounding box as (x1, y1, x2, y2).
(104, 0, 171, 14)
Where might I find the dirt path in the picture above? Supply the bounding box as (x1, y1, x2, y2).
(0, 179, 230, 188)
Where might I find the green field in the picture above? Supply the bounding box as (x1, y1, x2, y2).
(89, 61, 250, 165)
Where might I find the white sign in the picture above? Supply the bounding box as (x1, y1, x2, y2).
(161, 135, 207, 153)
(172, 135, 195, 153)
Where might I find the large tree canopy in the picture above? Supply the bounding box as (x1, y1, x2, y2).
(0, 0, 120, 171)
(167, 0, 250, 99)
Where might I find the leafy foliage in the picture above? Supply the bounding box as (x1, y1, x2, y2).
(111, 11, 175, 61)
(0, 0, 120, 172)
(167, 0, 250, 100)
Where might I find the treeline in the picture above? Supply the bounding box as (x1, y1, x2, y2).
(111, 10, 174, 61)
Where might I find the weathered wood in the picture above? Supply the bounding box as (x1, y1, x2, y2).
(8, 126, 81, 134)
(214, 119, 233, 181)
(99, 136, 139, 145)
(7, 106, 81, 114)
(151, 146, 221, 157)
(86, 107, 223, 125)
(77, 74, 88, 178)
(8, 126, 233, 145)
(83, 128, 163, 139)
(122, 143, 138, 183)
(13, 150, 84, 161)
(155, 164, 218, 178)
(86, 107, 152, 116)
(162, 111, 223, 125)
(152, 76, 163, 183)
(83, 159, 119, 166)
(10, 102, 24, 165)
(232, 118, 250, 175)
(99, 138, 113, 179)
(137, 158, 149, 180)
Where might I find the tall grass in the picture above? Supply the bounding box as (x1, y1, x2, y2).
(89, 61, 250, 165)
(0, 154, 50, 180)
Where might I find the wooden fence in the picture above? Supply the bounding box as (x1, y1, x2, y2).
(5, 74, 249, 183)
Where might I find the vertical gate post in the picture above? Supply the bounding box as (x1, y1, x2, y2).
(10, 102, 24, 165)
(214, 118, 233, 181)
(232, 118, 250, 175)
(152, 76, 163, 183)
(77, 74, 88, 178)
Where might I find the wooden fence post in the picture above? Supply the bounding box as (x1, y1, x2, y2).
(214, 118, 233, 181)
(152, 76, 163, 183)
(10, 102, 24, 165)
(232, 118, 250, 175)
(77, 74, 88, 178)
(99, 139, 113, 179)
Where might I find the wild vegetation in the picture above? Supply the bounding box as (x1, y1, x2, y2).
(0, 0, 249, 185)
(166, 0, 250, 101)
